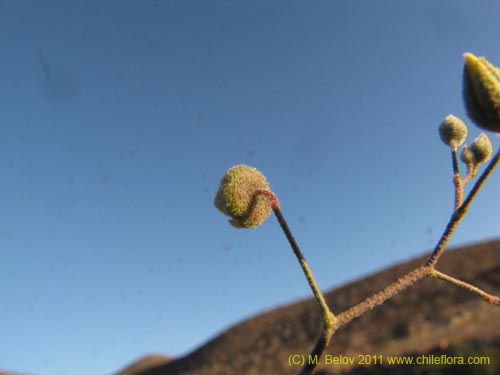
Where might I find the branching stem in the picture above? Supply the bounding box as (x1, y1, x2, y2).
(255, 147, 500, 375)
(426, 147, 500, 268)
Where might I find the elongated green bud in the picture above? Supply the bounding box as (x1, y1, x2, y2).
(469, 133, 493, 164)
(214, 165, 273, 228)
(439, 114, 468, 147)
(463, 53, 500, 133)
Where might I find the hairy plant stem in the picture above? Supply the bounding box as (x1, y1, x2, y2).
(462, 160, 475, 184)
(427, 147, 500, 268)
(272, 208, 334, 322)
(429, 269, 500, 305)
(451, 146, 464, 208)
(336, 267, 428, 327)
(272, 207, 337, 375)
(335, 147, 500, 333)
(256, 148, 500, 375)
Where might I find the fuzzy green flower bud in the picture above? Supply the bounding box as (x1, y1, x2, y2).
(469, 133, 493, 164)
(439, 114, 468, 147)
(214, 165, 273, 228)
(463, 53, 500, 133)
(460, 144, 474, 165)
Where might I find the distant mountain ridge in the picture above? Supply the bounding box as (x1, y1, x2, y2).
(117, 239, 500, 375)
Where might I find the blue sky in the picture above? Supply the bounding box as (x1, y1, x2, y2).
(2, 1, 500, 374)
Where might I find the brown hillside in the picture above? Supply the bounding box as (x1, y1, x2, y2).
(2, 240, 498, 375)
(116, 355, 174, 375)
(120, 239, 500, 375)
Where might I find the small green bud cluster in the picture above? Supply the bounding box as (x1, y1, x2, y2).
(438, 52, 500, 181)
(214, 165, 273, 228)
(439, 114, 493, 173)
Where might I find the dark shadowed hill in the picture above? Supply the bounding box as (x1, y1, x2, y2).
(116, 239, 500, 375)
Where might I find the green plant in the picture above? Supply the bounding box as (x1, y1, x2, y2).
(214, 53, 500, 375)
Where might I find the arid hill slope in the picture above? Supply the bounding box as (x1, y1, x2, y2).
(117, 239, 500, 375)
(2, 240, 499, 375)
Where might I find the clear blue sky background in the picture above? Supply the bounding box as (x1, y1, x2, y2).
(2, 1, 500, 374)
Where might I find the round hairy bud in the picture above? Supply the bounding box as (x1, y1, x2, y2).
(463, 53, 500, 133)
(214, 165, 273, 228)
(460, 145, 474, 165)
(469, 133, 493, 164)
(439, 114, 468, 147)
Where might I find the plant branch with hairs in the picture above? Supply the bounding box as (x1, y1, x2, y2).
(214, 52, 500, 375)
